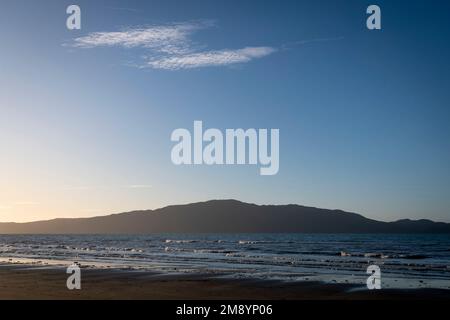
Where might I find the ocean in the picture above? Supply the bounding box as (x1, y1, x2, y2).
(1, 234, 449, 289)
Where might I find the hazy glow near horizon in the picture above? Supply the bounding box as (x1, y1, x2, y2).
(1, 0, 450, 223)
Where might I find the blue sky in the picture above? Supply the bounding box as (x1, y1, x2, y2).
(0, 0, 449, 222)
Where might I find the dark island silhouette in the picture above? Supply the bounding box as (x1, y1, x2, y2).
(0, 200, 449, 234)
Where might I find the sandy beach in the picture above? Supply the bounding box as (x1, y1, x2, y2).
(0, 264, 448, 300)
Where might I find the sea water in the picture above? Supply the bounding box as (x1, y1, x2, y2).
(0, 234, 449, 289)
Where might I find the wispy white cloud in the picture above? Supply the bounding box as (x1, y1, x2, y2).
(0, 202, 39, 210)
(70, 21, 276, 70)
(106, 6, 140, 13)
(81, 209, 107, 214)
(14, 201, 40, 206)
(125, 185, 153, 189)
(281, 36, 344, 50)
(147, 47, 276, 70)
(71, 24, 342, 71)
(72, 21, 210, 55)
(63, 185, 153, 191)
(63, 185, 98, 191)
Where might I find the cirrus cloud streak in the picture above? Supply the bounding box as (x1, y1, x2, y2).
(70, 21, 276, 70)
(147, 47, 276, 70)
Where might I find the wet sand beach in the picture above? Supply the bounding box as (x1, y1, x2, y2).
(0, 264, 449, 300)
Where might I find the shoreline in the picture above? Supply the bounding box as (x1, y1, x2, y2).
(0, 263, 449, 300)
